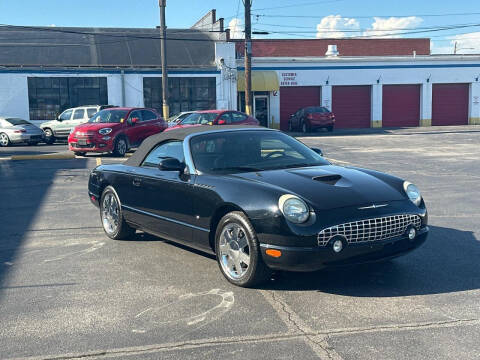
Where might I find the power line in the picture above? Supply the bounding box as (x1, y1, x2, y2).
(252, 11, 480, 19)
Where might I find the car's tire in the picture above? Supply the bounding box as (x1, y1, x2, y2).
(74, 151, 86, 156)
(215, 211, 271, 287)
(301, 121, 309, 133)
(113, 136, 127, 157)
(0, 133, 11, 147)
(327, 125, 334, 132)
(100, 186, 135, 240)
(43, 128, 55, 144)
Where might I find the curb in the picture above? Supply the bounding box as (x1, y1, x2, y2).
(11, 152, 76, 160)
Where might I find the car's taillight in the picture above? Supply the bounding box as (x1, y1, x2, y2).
(14, 129, 26, 133)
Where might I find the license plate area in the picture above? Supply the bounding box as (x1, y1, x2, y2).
(78, 139, 87, 145)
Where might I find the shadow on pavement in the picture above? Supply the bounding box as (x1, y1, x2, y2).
(264, 225, 480, 296)
(0, 159, 88, 292)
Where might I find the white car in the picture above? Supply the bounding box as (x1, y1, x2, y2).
(41, 105, 116, 144)
(0, 117, 45, 146)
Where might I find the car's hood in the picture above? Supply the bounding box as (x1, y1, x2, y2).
(229, 165, 406, 210)
(73, 122, 120, 132)
(40, 120, 57, 128)
(165, 124, 203, 132)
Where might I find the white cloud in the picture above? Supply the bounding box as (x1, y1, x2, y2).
(431, 32, 480, 54)
(316, 15, 360, 38)
(49, 24, 56, 27)
(363, 16, 423, 38)
(228, 18, 243, 39)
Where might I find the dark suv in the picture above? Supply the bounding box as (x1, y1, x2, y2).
(68, 108, 167, 156)
(288, 106, 335, 133)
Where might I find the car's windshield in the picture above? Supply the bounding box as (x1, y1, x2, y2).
(5, 118, 30, 126)
(306, 107, 327, 113)
(89, 109, 129, 123)
(180, 113, 218, 125)
(190, 130, 329, 173)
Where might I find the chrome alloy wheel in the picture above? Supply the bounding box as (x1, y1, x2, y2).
(0, 133, 10, 146)
(116, 138, 127, 156)
(218, 223, 250, 280)
(102, 192, 120, 235)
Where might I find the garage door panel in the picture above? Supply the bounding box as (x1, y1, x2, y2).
(280, 86, 321, 131)
(382, 85, 420, 127)
(332, 86, 371, 128)
(432, 84, 469, 126)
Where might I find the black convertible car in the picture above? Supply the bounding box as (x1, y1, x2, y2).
(88, 125, 428, 287)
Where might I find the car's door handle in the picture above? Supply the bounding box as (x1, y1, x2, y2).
(132, 177, 141, 187)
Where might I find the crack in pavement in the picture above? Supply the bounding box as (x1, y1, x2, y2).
(7, 318, 479, 360)
(261, 290, 342, 360)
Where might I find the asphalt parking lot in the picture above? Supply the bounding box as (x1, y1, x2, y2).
(1, 126, 479, 359)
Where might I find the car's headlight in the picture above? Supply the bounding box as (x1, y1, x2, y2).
(403, 181, 422, 206)
(98, 128, 112, 135)
(279, 194, 310, 224)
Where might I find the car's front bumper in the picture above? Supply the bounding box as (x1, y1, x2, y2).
(69, 138, 113, 153)
(260, 227, 428, 271)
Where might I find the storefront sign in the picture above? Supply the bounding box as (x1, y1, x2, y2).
(280, 72, 298, 86)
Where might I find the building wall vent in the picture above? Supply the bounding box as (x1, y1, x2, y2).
(325, 44, 339, 57)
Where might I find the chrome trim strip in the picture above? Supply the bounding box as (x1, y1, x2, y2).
(122, 204, 210, 233)
(357, 204, 389, 210)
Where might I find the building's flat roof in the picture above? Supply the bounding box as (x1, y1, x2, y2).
(0, 26, 226, 68)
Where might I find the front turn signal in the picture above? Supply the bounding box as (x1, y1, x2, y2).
(266, 249, 282, 258)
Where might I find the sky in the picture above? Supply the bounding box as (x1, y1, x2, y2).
(1, 0, 480, 54)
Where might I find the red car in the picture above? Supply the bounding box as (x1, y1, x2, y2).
(68, 107, 167, 156)
(166, 110, 259, 131)
(288, 106, 335, 133)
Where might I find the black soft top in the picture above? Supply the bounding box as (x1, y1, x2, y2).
(125, 125, 266, 167)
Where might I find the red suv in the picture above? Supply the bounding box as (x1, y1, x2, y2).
(288, 106, 335, 133)
(166, 110, 259, 131)
(68, 108, 167, 156)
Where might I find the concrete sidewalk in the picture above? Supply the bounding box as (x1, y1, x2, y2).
(288, 124, 480, 137)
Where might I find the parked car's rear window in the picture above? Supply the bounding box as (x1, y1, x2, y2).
(5, 118, 30, 126)
(306, 107, 328, 113)
(181, 113, 218, 125)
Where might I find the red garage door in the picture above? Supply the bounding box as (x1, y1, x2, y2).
(383, 85, 420, 127)
(280, 86, 321, 131)
(432, 84, 469, 126)
(332, 86, 371, 128)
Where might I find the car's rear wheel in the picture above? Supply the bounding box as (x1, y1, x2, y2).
(43, 128, 55, 144)
(327, 125, 334, 132)
(0, 133, 10, 147)
(113, 137, 127, 157)
(100, 186, 135, 240)
(215, 211, 271, 287)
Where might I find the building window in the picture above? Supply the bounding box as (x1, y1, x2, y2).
(143, 77, 216, 116)
(28, 77, 108, 120)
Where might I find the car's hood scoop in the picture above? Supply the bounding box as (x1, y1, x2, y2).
(231, 165, 405, 210)
(312, 174, 342, 185)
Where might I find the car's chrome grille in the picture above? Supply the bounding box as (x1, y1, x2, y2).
(317, 214, 422, 246)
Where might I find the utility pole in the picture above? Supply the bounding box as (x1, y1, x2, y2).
(244, 0, 252, 115)
(159, 0, 169, 119)
(454, 41, 457, 55)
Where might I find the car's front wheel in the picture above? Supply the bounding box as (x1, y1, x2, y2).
(100, 186, 135, 240)
(301, 120, 310, 133)
(215, 211, 271, 287)
(0, 133, 11, 147)
(113, 137, 127, 157)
